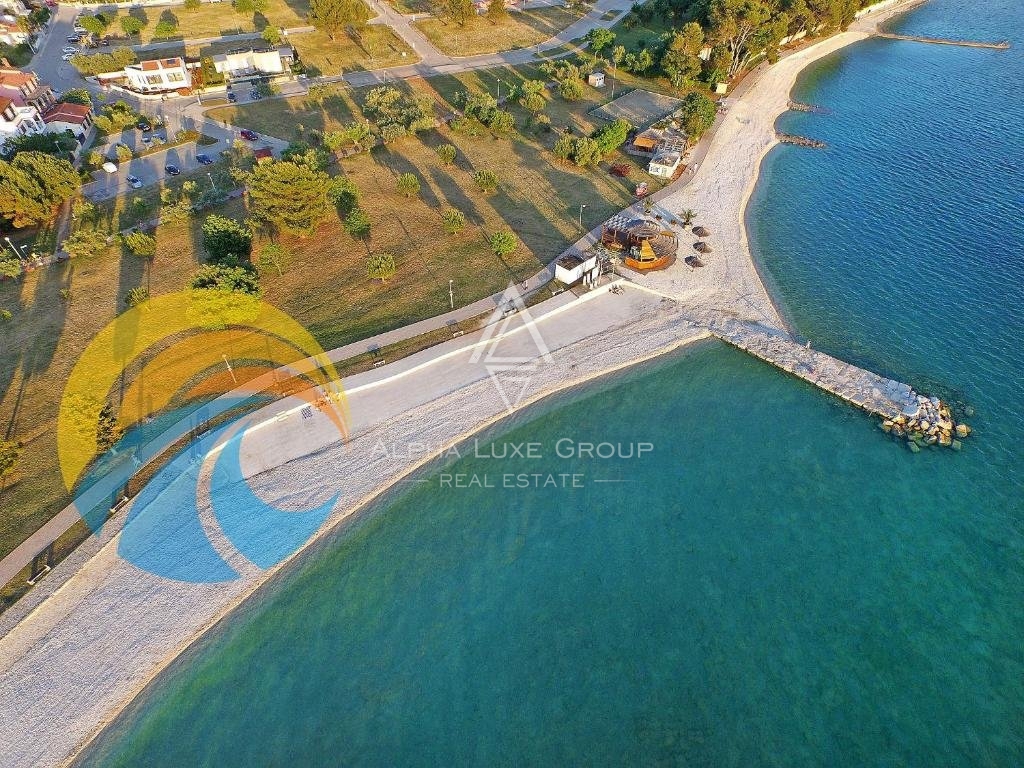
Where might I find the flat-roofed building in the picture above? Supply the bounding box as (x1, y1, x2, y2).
(212, 46, 294, 79)
(124, 57, 193, 93)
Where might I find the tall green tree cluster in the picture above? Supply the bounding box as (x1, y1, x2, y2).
(660, 22, 704, 88)
(309, 0, 371, 40)
(438, 0, 474, 25)
(0, 153, 80, 229)
(202, 215, 253, 263)
(70, 47, 137, 75)
(361, 86, 436, 140)
(245, 160, 333, 237)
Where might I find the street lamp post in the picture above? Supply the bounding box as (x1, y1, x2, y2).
(5, 237, 26, 262)
(207, 172, 216, 191)
(449, 279, 454, 310)
(579, 203, 587, 229)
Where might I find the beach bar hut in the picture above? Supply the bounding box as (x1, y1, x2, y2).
(555, 252, 599, 285)
(601, 214, 677, 272)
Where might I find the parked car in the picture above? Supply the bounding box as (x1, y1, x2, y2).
(164, 164, 180, 176)
(136, 118, 152, 132)
(227, 92, 237, 103)
(126, 175, 143, 189)
(101, 161, 118, 174)
(239, 129, 258, 142)
(141, 136, 153, 146)
(66, 35, 81, 43)
(61, 46, 78, 54)
(196, 154, 214, 166)
(61, 53, 75, 61)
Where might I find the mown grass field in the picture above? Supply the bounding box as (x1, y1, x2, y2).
(1, 60, 671, 576)
(414, 6, 583, 56)
(286, 27, 417, 75)
(102, 0, 314, 45)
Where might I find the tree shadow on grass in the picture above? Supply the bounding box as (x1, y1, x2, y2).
(375, 143, 442, 211)
(21, 261, 72, 380)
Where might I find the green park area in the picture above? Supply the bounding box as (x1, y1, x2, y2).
(413, 5, 584, 56)
(2, 0, 843, 600)
(90, 0, 315, 45)
(0, 62, 669, 575)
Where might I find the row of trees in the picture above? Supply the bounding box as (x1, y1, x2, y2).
(586, 0, 875, 90)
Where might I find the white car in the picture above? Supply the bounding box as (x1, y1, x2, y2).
(61, 53, 75, 61)
(62, 47, 79, 54)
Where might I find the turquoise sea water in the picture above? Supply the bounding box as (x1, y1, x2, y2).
(80, 1, 1023, 765)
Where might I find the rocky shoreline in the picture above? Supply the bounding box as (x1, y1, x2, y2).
(883, 396, 972, 451)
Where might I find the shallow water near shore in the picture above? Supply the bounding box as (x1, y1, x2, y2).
(79, 1, 1024, 765)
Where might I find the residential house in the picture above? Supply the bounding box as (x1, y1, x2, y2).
(42, 101, 93, 144)
(0, 13, 28, 47)
(212, 46, 294, 79)
(0, 94, 44, 144)
(0, 66, 55, 112)
(124, 57, 193, 94)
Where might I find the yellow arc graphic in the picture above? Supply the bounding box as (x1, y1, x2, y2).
(59, 290, 348, 492)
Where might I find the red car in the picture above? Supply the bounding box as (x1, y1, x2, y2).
(239, 129, 258, 142)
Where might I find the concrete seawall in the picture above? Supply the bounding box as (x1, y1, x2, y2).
(709, 320, 920, 420)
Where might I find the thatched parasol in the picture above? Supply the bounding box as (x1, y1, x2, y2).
(685, 255, 705, 268)
(692, 226, 711, 237)
(694, 241, 712, 253)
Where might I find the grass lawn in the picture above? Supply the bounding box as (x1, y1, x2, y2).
(414, 6, 584, 56)
(105, 0, 314, 46)
(387, 0, 433, 13)
(606, 13, 677, 53)
(0, 59, 664, 582)
(286, 27, 417, 76)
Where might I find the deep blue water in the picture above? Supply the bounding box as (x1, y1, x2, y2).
(79, 1, 1024, 765)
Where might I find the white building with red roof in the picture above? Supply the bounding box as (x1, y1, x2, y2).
(42, 101, 93, 143)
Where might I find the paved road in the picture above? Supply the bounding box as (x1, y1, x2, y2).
(341, 0, 631, 87)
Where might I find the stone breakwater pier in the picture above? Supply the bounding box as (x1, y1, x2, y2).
(708, 320, 970, 449)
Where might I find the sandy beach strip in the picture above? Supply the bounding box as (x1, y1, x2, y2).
(0, 4, 923, 766)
